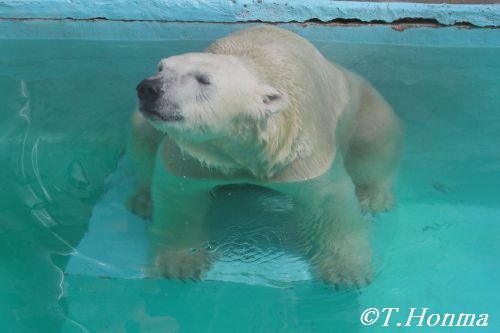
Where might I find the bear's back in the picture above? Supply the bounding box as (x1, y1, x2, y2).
(205, 26, 327, 76)
(205, 26, 341, 116)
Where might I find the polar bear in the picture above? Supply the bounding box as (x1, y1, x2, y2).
(127, 26, 403, 287)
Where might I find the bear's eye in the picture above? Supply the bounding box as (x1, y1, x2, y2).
(158, 65, 163, 72)
(194, 74, 211, 86)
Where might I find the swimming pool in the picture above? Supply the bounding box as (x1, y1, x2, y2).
(1, 20, 499, 332)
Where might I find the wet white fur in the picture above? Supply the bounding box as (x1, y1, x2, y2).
(127, 26, 403, 285)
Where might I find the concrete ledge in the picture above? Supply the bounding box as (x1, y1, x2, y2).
(0, 0, 499, 27)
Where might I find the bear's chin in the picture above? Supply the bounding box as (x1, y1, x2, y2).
(149, 119, 184, 133)
(140, 109, 183, 122)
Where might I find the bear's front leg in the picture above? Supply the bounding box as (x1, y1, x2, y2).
(126, 111, 164, 218)
(309, 180, 372, 288)
(275, 159, 372, 288)
(310, 224, 372, 289)
(147, 171, 215, 280)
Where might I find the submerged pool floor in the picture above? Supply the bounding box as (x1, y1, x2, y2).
(0, 22, 499, 332)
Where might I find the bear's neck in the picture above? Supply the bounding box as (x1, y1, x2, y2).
(173, 123, 301, 180)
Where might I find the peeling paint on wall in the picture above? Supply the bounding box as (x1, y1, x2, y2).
(0, 0, 499, 27)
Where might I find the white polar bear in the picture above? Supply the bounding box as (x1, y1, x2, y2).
(127, 26, 403, 287)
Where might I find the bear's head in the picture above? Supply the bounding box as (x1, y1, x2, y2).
(136, 52, 304, 177)
(137, 53, 288, 142)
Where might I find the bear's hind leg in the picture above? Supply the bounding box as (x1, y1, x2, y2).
(344, 81, 403, 213)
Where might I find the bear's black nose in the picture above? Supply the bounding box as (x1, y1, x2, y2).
(136, 78, 163, 102)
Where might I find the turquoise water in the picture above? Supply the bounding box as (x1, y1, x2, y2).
(1, 23, 500, 332)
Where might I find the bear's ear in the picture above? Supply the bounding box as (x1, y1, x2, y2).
(260, 84, 287, 115)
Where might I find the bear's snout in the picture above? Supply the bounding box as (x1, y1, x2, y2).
(137, 78, 164, 103)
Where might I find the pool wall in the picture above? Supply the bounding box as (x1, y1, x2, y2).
(1, 0, 500, 27)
